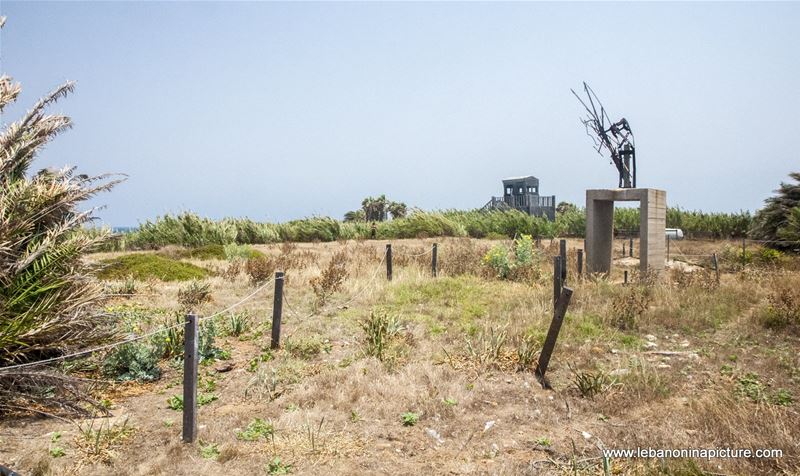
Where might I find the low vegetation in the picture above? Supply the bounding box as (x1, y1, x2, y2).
(97, 254, 210, 281)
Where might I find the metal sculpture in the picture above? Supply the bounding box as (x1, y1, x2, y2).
(572, 82, 636, 188)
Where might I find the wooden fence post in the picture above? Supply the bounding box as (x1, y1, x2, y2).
(536, 287, 574, 387)
(742, 238, 747, 265)
(712, 253, 719, 283)
(629, 237, 634, 258)
(431, 243, 438, 278)
(559, 239, 567, 282)
(271, 271, 284, 350)
(667, 237, 670, 261)
(624, 270, 628, 285)
(577, 249, 583, 276)
(622, 241, 626, 257)
(182, 313, 198, 443)
(553, 256, 562, 307)
(386, 244, 392, 281)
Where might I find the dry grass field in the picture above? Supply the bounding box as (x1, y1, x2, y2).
(1, 238, 799, 475)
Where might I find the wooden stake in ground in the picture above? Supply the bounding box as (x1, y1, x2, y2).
(536, 287, 574, 388)
(182, 313, 198, 443)
(386, 244, 392, 281)
(553, 256, 562, 307)
(271, 271, 284, 350)
(432, 243, 438, 277)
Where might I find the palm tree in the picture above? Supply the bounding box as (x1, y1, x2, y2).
(0, 16, 120, 414)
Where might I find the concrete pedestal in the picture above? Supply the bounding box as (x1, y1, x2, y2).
(586, 188, 666, 276)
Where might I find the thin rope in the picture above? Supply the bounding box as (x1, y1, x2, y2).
(0, 278, 274, 373)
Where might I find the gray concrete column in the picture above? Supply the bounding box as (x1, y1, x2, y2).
(586, 191, 614, 274)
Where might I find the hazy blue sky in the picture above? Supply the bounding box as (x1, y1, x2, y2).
(1, 1, 799, 226)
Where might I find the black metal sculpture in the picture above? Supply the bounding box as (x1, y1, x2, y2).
(571, 82, 636, 188)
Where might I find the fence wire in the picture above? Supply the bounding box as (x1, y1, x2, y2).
(0, 278, 274, 374)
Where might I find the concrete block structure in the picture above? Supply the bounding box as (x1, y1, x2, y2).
(585, 188, 667, 276)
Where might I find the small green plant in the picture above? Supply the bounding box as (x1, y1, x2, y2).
(401, 412, 419, 426)
(515, 334, 539, 371)
(102, 341, 162, 382)
(720, 364, 735, 376)
(443, 397, 458, 406)
(167, 393, 218, 410)
(350, 410, 360, 422)
(535, 436, 552, 447)
(284, 335, 331, 359)
(163, 419, 174, 428)
(736, 373, 766, 402)
(227, 311, 252, 337)
(771, 388, 793, 406)
(236, 418, 274, 441)
(361, 309, 405, 361)
(49, 432, 65, 458)
(199, 441, 220, 460)
(266, 457, 292, 474)
(569, 364, 614, 399)
(198, 319, 227, 361)
(464, 325, 508, 365)
(759, 247, 783, 264)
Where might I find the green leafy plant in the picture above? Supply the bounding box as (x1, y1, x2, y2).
(236, 418, 274, 441)
(401, 412, 419, 427)
(199, 441, 220, 460)
(266, 457, 292, 474)
(736, 373, 766, 403)
(102, 341, 162, 382)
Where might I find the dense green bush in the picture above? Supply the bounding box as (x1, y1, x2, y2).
(97, 254, 210, 281)
(278, 217, 341, 242)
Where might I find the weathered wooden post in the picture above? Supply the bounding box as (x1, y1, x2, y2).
(182, 313, 198, 443)
(553, 256, 562, 307)
(536, 287, 574, 387)
(742, 237, 747, 265)
(667, 236, 670, 261)
(577, 249, 584, 276)
(624, 270, 628, 285)
(629, 237, 634, 258)
(271, 271, 284, 350)
(712, 253, 719, 283)
(559, 239, 567, 282)
(622, 241, 626, 257)
(431, 243, 438, 277)
(386, 244, 392, 281)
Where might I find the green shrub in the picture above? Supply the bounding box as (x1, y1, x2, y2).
(97, 254, 209, 281)
(481, 235, 540, 281)
(102, 342, 161, 382)
(223, 243, 264, 261)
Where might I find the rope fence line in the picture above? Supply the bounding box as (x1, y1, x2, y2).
(0, 278, 275, 374)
